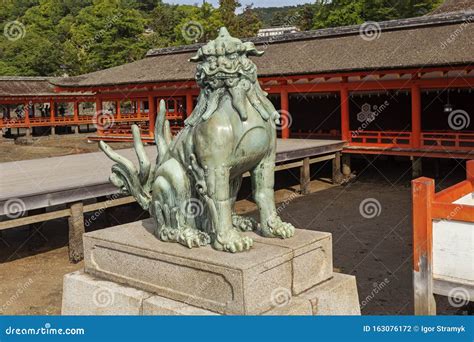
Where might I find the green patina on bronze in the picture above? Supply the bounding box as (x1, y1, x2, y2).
(100, 27, 295, 253)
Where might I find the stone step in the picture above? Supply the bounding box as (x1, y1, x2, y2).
(83, 219, 333, 314)
(62, 270, 360, 315)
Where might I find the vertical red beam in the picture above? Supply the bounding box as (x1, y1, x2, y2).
(467, 160, 474, 180)
(340, 86, 350, 142)
(137, 100, 141, 117)
(24, 102, 30, 124)
(148, 96, 156, 137)
(95, 98, 103, 136)
(116, 100, 121, 119)
(186, 93, 193, 118)
(49, 100, 55, 123)
(412, 177, 436, 315)
(412, 84, 421, 148)
(73, 101, 79, 121)
(280, 88, 290, 139)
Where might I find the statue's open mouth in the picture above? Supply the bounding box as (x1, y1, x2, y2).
(214, 72, 238, 80)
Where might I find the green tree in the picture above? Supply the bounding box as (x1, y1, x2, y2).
(63, 0, 148, 75)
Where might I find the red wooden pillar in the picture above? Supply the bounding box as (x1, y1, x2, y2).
(137, 100, 141, 117)
(340, 87, 350, 142)
(467, 160, 474, 180)
(95, 98, 103, 135)
(411, 84, 422, 148)
(412, 177, 436, 315)
(148, 96, 156, 137)
(73, 101, 79, 121)
(280, 89, 290, 139)
(116, 100, 121, 119)
(24, 102, 30, 124)
(49, 100, 55, 123)
(186, 93, 193, 118)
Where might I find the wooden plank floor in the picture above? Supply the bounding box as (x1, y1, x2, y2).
(0, 139, 344, 214)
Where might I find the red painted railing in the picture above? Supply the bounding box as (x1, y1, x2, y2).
(421, 131, 474, 151)
(349, 130, 412, 147)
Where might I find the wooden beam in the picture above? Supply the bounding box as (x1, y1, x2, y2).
(411, 84, 421, 148)
(412, 177, 436, 315)
(280, 89, 290, 139)
(340, 86, 350, 142)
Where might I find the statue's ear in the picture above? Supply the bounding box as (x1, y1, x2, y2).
(243, 42, 264, 57)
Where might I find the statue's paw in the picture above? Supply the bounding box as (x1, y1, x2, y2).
(259, 215, 295, 239)
(213, 229, 253, 253)
(232, 214, 258, 232)
(177, 228, 211, 248)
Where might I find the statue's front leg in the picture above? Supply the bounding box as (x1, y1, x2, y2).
(251, 157, 295, 238)
(207, 166, 253, 252)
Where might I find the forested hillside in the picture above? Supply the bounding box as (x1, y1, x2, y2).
(0, 0, 443, 77)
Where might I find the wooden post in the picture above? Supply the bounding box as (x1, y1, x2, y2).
(332, 152, 343, 184)
(411, 84, 421, 149)
(412, 177, 436, 315)
(412, 156, 422, 178)
(49, 100, 55, 136)
(466, 160, 474, 180)
(148, 96, 156, 137)
(280, 89, 290, 139)
(300, 157, 310, 195)
(73, 101, 79, 134)
(186, 93, 194, 118)
(116, 100, 121, 119)
(68, 202, 85, 263)
(137, 100, 141, 117)
(340, 86, 350, 142)
(95, 98, 103, 136)
(342, 153, 351, 176)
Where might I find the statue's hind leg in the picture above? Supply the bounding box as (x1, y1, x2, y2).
(151, 158, 210, 248)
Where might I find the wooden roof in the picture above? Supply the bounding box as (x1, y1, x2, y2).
(0, 76, 93, 98)
(50, 12, 473, 89)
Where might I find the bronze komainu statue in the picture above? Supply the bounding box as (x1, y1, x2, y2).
(100, 28, 295, 253)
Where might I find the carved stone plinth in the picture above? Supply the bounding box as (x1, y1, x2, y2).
(62, 219, 360, 315)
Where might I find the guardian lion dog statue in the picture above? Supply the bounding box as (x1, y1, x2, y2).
(100, 27, 295, 253)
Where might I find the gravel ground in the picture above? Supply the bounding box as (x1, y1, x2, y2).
(0, 135, 471, 315)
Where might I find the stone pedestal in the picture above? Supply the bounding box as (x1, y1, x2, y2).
(62, 219, 360, 315)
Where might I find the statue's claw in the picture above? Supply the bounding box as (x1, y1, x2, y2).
(259, 215, 295, 239)
(232, 214, 258, 232)
(213, 229, 253, 253)
(158, 226, 210, 248)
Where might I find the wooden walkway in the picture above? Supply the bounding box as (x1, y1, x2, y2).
(0, 138, 344, 261)
(0, 139, 344, 215)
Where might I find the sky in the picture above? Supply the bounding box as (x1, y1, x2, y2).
(164, 0, 312, 8)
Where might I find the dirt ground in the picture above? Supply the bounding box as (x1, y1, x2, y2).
(0, 135, 471, 315)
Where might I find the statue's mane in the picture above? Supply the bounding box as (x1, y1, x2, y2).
(185, 28, 279, 127)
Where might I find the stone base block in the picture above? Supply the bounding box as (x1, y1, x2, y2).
(62, 270, 360, 316)
(83, 219, 333, 315)
(301, 273, 361, 315)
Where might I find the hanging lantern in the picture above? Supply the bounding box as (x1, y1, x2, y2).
(444, 89, 453, 113)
